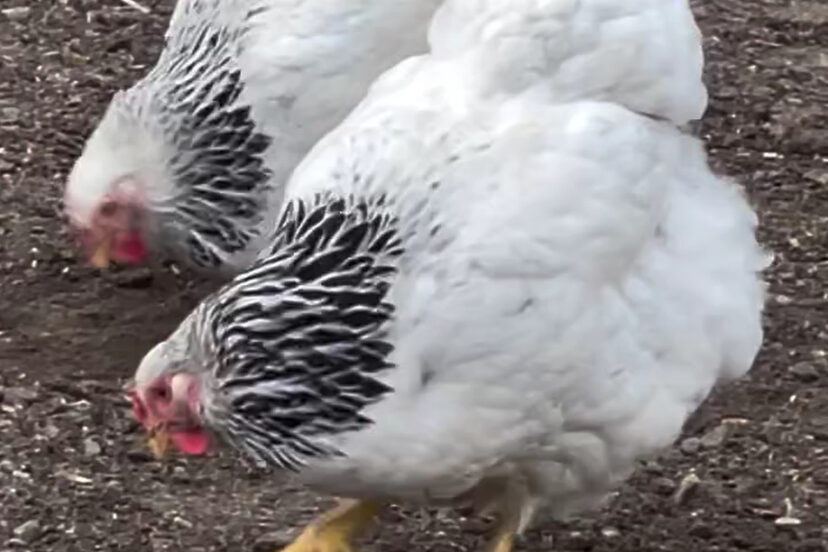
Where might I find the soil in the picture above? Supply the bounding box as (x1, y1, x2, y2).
(1, 0, 827, 550)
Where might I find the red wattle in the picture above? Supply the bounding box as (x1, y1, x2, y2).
(171, 428, 210, 455)
(114, 231, 148, 264)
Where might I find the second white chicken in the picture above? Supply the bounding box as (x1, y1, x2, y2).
(65, 0, 442, 276)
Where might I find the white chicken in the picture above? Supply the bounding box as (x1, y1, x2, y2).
(64, 0, 442, 277)
(128, 0, 768, 550)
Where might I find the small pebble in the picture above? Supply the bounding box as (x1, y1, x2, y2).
(689, 523, 714, 539)
(700, 424, 729, 449)
(1, 7, 30, 21)
(774, 516, 802, 527)
(0, 107, 21, 124)
(680, 437, 700, 454)
(83, 437, 101, 457)
(5, 387, 38, 404)
(13, 519, 40, 542)
(674, 472, 701, 504)
(43, 424, 60, 440)
(788, 361, 819, 382)
(652, 476, 678, 495)
(172, 516, 193, 529)
(172, 466, 190, 483)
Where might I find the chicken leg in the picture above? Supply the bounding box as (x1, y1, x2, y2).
(482, 508, 520, 552)
(279, 499, 381, 552)
(479, 478, 530, 552)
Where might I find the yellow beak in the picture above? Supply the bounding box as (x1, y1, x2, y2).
(90, 238, 111, 269)
(148, 430, 171, 459)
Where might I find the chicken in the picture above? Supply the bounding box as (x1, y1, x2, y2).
(64, 0, 442, 277)
(128, 0, 768, 550)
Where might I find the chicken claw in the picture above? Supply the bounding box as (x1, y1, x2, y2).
(485, 531, 515, 552)
(279, 500, 380, 552)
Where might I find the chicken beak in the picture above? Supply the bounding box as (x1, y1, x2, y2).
(90, 238, 112, 269)
(148, 429, 171, 459)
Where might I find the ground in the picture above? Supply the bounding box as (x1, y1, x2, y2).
(0, 0, 827, 550)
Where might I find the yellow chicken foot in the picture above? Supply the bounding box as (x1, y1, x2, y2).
(482, 493, 523, 552)
(485, 530, 515, 552)
(482, 518, 518, 552)
(279, 499, 381, 552)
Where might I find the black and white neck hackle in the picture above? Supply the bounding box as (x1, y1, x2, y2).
(111, 0, 273, 270)
(197, 194, 404, 470)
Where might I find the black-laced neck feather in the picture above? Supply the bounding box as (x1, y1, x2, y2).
(112, 0, 273, 270)
(202, 193, 404, 470)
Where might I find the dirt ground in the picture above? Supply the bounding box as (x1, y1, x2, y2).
(1, 0, 827, 550)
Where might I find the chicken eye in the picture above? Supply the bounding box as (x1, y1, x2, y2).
(99, 200, 119, 218)
(151, 385, 171, 404)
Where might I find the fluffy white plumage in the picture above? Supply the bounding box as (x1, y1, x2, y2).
(65, 0, 442, 275)
(277, 0, 766, 523)
(133, 0, 768, 543)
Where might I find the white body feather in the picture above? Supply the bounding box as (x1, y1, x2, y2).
(232, 0, 445, 269)
(272, 0, 767, 524)
(230, 0, 445, 194)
